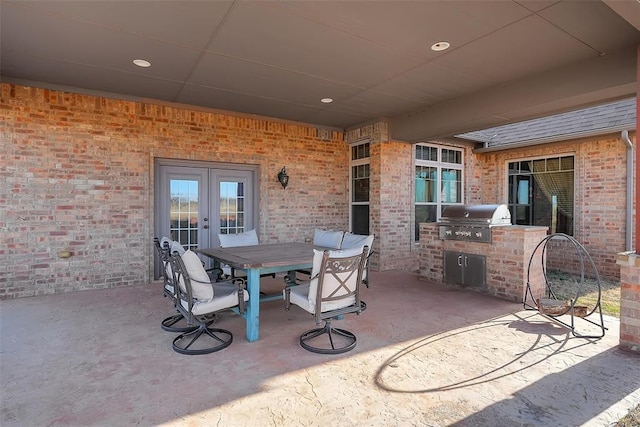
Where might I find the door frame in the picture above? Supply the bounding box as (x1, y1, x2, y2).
(153, 158, 260, 278)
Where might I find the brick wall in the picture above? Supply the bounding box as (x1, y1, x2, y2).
(2, 81, 635, 301)
(1, 83, 349, 299)
(345, 122, 417, 272)
(377, 140, 416, 271)
(617, 252, 640, 354)
(475, 137, 634, 280)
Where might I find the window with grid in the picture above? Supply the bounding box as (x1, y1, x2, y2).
(508, 156, 574, 235)
(414, 144, 464, 241)
(351, 141, 370, 235)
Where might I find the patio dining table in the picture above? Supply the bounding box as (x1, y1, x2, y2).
(196, 242, 322, 342)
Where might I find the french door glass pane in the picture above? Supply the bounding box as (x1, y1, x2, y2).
(219, 181, 245, 234)
(169, 179, 199, 251)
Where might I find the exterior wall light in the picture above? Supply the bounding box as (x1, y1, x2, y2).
(277, 166, 289, 189)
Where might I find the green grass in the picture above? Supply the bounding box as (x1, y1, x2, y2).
(544, 270, 620, 317)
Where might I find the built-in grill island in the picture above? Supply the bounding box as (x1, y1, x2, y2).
(419, 204, 549, 302)
(439, 204, 512, 243)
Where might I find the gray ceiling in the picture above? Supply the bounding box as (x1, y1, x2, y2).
(2, 0, 639, 142)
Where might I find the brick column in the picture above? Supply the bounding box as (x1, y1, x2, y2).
(346, 121, 416, 272)
(616, 252, 640, 354)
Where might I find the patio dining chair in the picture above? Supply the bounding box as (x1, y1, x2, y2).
(218, 229, 275, 280)
(153, 237, 197, 333)
(292, 229, 346, 281)
(311, 228, 345, 249)
(168, 249, 249, 355)
(284, 246, 368, 354)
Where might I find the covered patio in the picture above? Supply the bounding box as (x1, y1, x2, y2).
(2, 271, 638, 426)
(2, 2, 640, 424)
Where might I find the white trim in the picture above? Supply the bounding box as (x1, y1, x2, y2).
(349, 140, 371, 233)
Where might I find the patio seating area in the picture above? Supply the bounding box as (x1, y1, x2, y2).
(1, 271, 639, 426)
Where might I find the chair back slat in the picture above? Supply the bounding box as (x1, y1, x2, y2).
(154, 237, 177, 299)
(312, 246, 368, 323)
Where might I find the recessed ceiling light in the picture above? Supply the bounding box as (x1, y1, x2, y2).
(133, 59, 152, 68)
(321, 98, 333, 104)
(431, 41, 450, 52)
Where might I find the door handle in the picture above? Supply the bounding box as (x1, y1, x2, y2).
(203, 225, 209, 229)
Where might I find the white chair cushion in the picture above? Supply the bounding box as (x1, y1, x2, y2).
(218, 230, 257, 277)
(287, 247, 362, 314)
(180, 250, 214, 302)
(185, 283, 249, 316)
(340, 233, 374, 282)
(340, 233, 374, 251)
(218, 229, 259, 247)
(164, 283, 175, 294)
(312, 229, 344, 249)
(288, 283, 312, 312)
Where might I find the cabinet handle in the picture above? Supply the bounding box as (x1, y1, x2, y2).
(457, 255, 463, 266)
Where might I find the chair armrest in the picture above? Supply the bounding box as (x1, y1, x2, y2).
(206, 267, 223, 282)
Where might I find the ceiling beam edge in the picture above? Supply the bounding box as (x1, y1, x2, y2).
(389, 44, 638, 142)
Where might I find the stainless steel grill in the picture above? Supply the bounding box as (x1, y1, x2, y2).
(439, 204, 511, 243)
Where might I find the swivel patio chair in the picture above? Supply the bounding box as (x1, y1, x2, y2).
(153, 237, 197, 333)
(169, 249, 249, 355)
(292, 229, 346, 281)
(284, 246, 368, 354)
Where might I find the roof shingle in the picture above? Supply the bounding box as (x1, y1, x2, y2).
(458, 98, 636, 149)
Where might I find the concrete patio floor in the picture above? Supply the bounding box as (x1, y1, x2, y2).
(1, 271, 639, 427)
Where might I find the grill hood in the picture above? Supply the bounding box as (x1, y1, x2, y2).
(439, 204, 512, 226)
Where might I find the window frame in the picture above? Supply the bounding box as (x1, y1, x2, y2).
(414, 143, 464, 241)
(506, 154, 575, 235)
(349, 139, 370, 234)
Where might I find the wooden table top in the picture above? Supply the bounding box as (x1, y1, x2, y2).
(197, 242, 322, 270)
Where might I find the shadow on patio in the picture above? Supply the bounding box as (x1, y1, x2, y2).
(1, 271, 638, 426)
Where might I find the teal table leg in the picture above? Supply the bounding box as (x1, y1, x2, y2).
(245, 268, 260, 342)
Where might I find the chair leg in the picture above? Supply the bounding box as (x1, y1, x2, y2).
(299, 319, 357, 354)
(172, 323, 233, 355)
(161, 313, 197, 333)
(161, 312, 216, 333)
